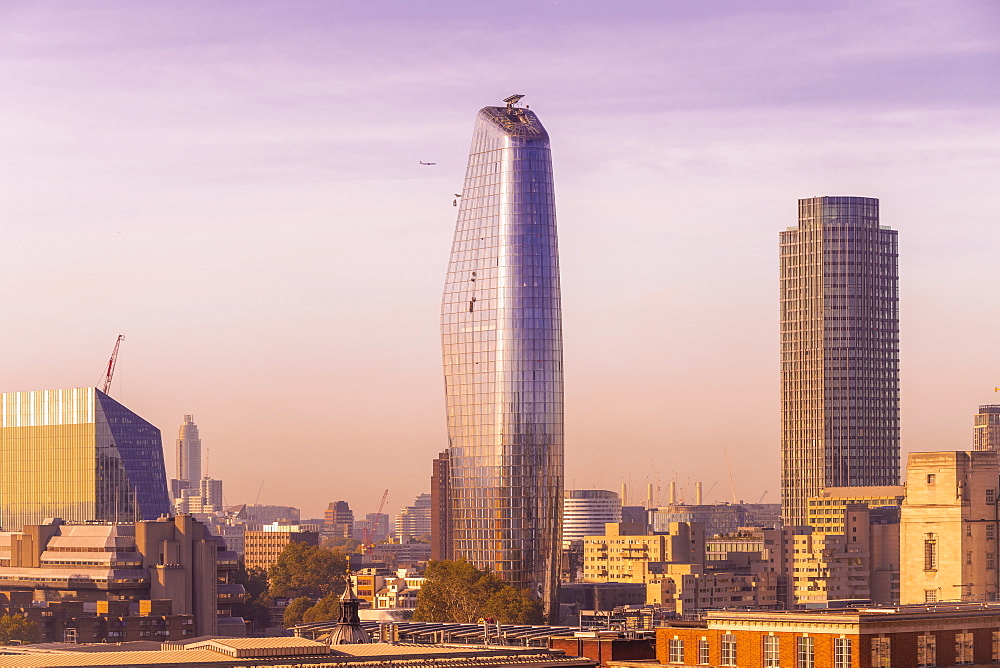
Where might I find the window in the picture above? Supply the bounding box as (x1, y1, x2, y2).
(720, 633, 736, 666)
(927, 474, 936, 484)
(668, 638, 684, 664)
(989, 553, 996, 570)
(988, 489, 996, 505)
(956, 632, 974, 664)
(917, 634, 936, 667)
(796, 636, 814, 668)
(967, 551, 974, 565)
(764, 635, 780, 668)
(924, 535, 938, 571)
(871, 636, 891, 668)
(989, 525, 996, 541)
(992, 631, 1000, 661)
(694, 638, 709, 665)
(834, 637, 852, 668)
(925, 589, 938, 603)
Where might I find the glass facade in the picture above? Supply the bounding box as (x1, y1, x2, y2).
(0, 387, 170, 531)
(780, 197, 899, 526)
(441, 102, 563, 614)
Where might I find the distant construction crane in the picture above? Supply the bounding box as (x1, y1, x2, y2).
(362, 489, 390, 551)
(101, 335, 125, 394)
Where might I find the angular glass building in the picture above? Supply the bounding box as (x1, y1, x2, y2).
(780, 197, 899, 526)
(441, 97, 563, 615)
(0, 387, 170, 531)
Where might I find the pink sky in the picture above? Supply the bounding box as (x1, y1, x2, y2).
(1, 1, 998, 519)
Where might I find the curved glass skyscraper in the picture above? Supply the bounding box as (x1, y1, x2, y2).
(441, 98, 563, 615)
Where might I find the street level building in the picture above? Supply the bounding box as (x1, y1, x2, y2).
(0, 387, 170, 531)
(900, 450, 1000, 604)
(975, 405, 1000, 452)
(654, 604, 1000, 668)
(441, 96, 563, 615)
(780, 196, 900, 526)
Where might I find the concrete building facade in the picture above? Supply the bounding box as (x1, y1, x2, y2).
(900, 450, 1000, 604)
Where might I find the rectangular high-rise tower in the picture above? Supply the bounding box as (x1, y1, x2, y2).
(441, 96, 563, 617)
(780, 196, 899, 526)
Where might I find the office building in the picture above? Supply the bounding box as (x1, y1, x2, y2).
(780, 196, 900, 526)
(244, 524, 319, 573)
(394, 493, 432, 540)
(974, 404, 1000, 452)
(175, 414, 202, 487)
(806, 485, 904, 537)
(238, 504, 300, 527)
(430, 451, 451, 560)
(655, 605, 1000, 668)
(440, 96, 563, 614)
(324, 501, 354, 539)
(0, 387, 170, 531)
(649, 503, 749, 538)
(900, 450, 1000, 604)
(174, 476, 224, 515)
(562, 490, 622, 549)
(582, 521, 704, 584)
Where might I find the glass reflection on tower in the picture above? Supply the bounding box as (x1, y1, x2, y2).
(441, 97, 563, 615)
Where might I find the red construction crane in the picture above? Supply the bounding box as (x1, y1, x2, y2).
(102, 335, 125, 394)
(362, 489, 390, 551)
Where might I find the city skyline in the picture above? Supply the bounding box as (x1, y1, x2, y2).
(0, 1, 997, 516)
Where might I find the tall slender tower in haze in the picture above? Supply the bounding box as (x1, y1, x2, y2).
(176, 414, 202, 486)
(441, 95, 563, 616)
(780, 196, 899, 526)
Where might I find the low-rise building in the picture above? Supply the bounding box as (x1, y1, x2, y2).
(807, 485, 905, 537)
(654, 604, 1000, 667)
(0, 515, 240, 637)
(583, 522, 704, 584)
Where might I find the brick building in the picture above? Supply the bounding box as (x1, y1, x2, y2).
(654, 604, 1000, 667)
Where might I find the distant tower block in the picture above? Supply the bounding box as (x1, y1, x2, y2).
(974, 405, 1000, 452)
(562, 490, 622, 549)
(176, 414, 202, 485)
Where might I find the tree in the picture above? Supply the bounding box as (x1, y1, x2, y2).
(302, 592, 341, 623)
(412, 559, 543, 624)
(231, 564, 272, 633)
(268, 542, 347, 599)
(0, 614, 40, 645)
(283, 597, 314, 628)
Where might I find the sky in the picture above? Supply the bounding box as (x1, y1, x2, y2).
(0, 0, 998, 520)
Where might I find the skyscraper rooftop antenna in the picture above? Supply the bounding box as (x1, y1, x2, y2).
(503, 94, 525, 108)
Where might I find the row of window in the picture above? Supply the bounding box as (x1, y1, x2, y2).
(665, 635, 849, 668)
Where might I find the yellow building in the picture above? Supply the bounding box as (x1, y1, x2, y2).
(900, 450, 1000, 604)
(807, 485, 905, 536)
(582, 522, 703, 584)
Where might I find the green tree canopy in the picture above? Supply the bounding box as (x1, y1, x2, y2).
(412, 559, 542, 624)
(302, 592, 341, 623)
(268, 542, 348, 599)
(282, 596, 314, 628)
(231, 564, 272, 633)
(0, 614, 40, 645)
